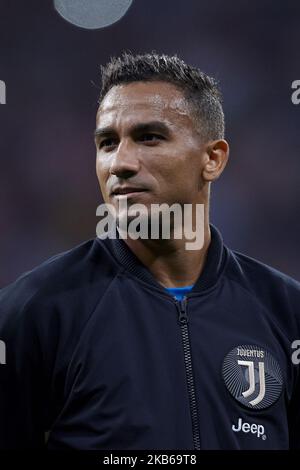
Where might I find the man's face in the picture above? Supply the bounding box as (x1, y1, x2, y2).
(95, 81, 209, 225)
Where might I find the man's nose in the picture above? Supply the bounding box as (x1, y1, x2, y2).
(109, 140, 140, 178)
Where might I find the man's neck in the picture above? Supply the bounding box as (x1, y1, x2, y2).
(122, 223, 211, 288)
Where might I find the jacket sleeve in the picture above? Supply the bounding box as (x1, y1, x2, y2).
(288, 369, 300, 448)
(288, 284, 300, 449)
(0, 284, 46, 448)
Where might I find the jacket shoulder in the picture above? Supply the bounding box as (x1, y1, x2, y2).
(229, 249, 300, 291)
(0, 237, 118, 320)
(226, 248, 300, 336)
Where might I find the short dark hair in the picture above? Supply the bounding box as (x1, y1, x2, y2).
(99, 52, 225, 141)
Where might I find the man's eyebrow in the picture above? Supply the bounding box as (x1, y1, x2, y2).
(94, 126, 115, 139)
(131, 121, 171, 135)
(94, 121, 171, 138)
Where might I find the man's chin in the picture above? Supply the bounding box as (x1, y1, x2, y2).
(116, 210, 150, 229)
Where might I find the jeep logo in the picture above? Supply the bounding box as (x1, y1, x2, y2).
(232, 417, 266, 440)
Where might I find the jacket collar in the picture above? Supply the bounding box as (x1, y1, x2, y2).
(100, 223, 227, 294)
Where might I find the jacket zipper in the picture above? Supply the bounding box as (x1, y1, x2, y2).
(176, 297, 201, 450)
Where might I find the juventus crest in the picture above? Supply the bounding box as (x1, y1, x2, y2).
(222, 345, 283, 410)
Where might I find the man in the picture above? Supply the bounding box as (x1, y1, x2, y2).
(0, 52, 299, 450)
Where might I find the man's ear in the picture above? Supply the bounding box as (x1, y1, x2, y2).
(202, 139, 229, 182)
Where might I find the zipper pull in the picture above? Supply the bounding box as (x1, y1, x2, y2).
(177, 297, 188, 325)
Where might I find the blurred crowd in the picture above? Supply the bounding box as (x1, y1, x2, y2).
(0, 0, 299, 286)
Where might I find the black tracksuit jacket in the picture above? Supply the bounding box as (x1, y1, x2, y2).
(0, 224, 299, 449)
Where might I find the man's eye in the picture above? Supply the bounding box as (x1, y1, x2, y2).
(139, 134, 164, 142)
(99, 138, 118, 150)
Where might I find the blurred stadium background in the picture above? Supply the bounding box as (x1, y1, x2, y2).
(0, 0, 299, 286)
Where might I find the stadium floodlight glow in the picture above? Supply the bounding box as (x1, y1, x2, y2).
(54, 0, 133, 30)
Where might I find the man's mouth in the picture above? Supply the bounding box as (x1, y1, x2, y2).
(111, 187, 148, 198)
